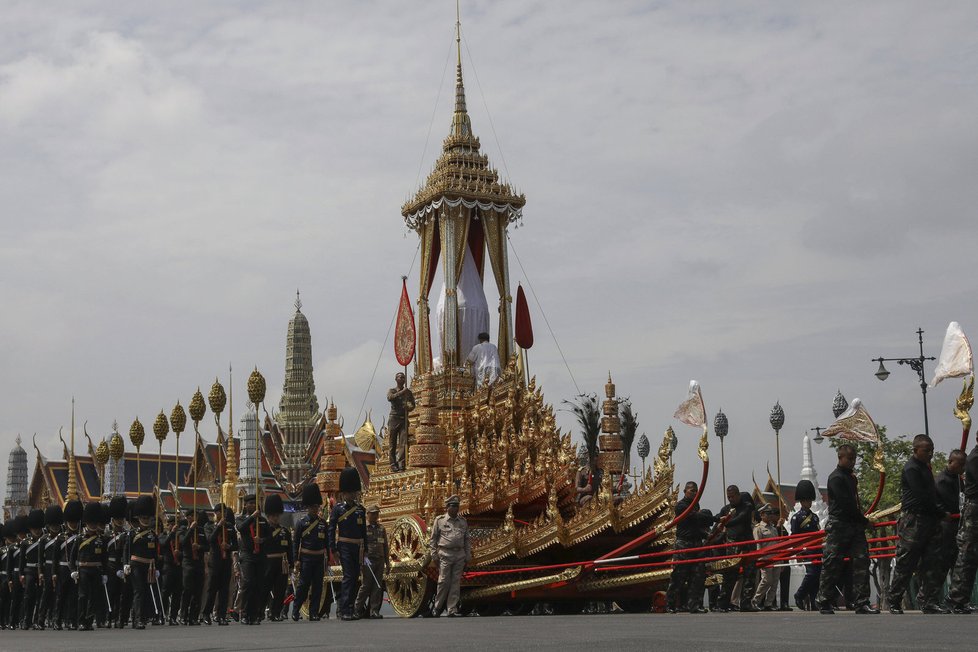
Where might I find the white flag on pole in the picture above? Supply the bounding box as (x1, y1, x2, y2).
(673, 380, 706, 428)
(931, 321, 973, 387)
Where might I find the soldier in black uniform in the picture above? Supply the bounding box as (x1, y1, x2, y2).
(328, 468, 366, 621)
(203, 504, 237, 626)
(935, 449, 965, 581)
(0, 520, 13, 629)
(0, 522, 11, 629)
(70, 502, 107, 631)
(179, 508, 209, 625)
(20, 509, 45, 629)
(55, 500, 83, 630)
(887, 434, 949, 614)
(37, 505, 64, 630)
(947, 441, 978, 613)
(715, 486, 756, 612)
(263, 494, 292, 621)
(665, 481, 715, 613)
(159, 512, 182, 625)
(124, 495, 158, 629)
(7, 515, 27, 628)
(104, 496, 130, 628)
(817, 443, 878, 614)
(291, 484, 327, 621)
(237, 494, 269, 625)
(790, 480, 821, 610)
(355, 504, 390, 619)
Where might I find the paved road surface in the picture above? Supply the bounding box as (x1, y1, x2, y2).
(0, 612, 971, 651)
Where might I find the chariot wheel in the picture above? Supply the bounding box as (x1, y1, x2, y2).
(386, 514, 435, 618)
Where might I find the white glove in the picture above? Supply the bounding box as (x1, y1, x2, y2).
(124, 564, 131, 576)
(364, 557, 372, 567)
(70, 571, 79, 581)
(155, 570, 160, 579)
(116, 570, 124, 579)
(101, 575, 108, 585)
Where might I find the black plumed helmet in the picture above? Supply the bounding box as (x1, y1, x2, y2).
(82, 501, 103, 525)
(264, 494, 284, 515)
(134, 495, 155, 518)
(15, 515, 29, 534)
(339, 467, 361, 493)
(795, 479, 817, 502)
(301, 483, 323, 507)
(108, 496, 128, 519)
(63, 499, 83, 523)
(45, 504, 64, 527)
(28, 509, 45, 530)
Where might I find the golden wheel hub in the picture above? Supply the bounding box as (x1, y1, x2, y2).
(386, 515, 433, 617)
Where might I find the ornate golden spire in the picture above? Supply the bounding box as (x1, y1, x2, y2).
(450, 0, 471, 140)
(65, 398, 79, 502)
(401, 3, 524, 220)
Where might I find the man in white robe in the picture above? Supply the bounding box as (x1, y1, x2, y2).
(466, 332, 501, 385)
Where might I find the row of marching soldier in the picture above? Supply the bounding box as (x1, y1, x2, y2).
(0, 465, 395, 630)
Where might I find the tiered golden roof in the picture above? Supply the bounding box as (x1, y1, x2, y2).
(401, 29, 524, 224)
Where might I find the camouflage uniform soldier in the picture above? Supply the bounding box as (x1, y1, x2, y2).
(354, 505, 390, 619)
(430, 496, 471, 617)
(665, 481, 714, 613)
(946, 443, 978, 613)
(386, 373, 415, 472)
(817, 444, 879, 614)
(716, 486, 756, 612)
(887, 434, 949, 614)
(934, 450, 965, 580)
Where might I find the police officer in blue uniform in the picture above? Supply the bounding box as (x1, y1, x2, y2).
(69, 502, 107, 631)
(790, 479, 821, 610)
(327, 468, 366, 621)
(125, 495, 159, 630)
(37, 505, 64, 629)
(292, 484, 327, 621)
(20, 509, 46, 629)
(237, 494, 269, 625)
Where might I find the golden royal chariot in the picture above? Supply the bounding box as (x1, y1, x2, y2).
(309, 21, 711, 617)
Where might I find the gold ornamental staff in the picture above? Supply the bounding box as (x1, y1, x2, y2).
(130, 417, 145, 494)
(153, 410, 170, 535)
(188, 388, 207, 520)
(247, 368, 267, 539)
(171, 401, 187, 507)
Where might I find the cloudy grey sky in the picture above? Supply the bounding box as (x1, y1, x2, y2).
(2, 1, 976, 510)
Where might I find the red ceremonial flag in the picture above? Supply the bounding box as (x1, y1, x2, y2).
(514, 284, 533, 349)
(394, 277, 416, 367)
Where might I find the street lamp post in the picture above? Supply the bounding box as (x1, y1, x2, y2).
(714, 410, 728, 505)
(872, 328, 935, 438)
(811, 426, 826, 445)
(770, 402, 785, 516)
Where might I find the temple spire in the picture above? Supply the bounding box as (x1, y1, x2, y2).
(295, 289, 302, 313)
(450, 1, 471, 139)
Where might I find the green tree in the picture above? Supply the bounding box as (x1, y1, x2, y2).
(829, 426, 948, 511)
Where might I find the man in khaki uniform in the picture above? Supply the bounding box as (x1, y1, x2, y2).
(355, 505, 390, 619)
(429, 495, 471, 617)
